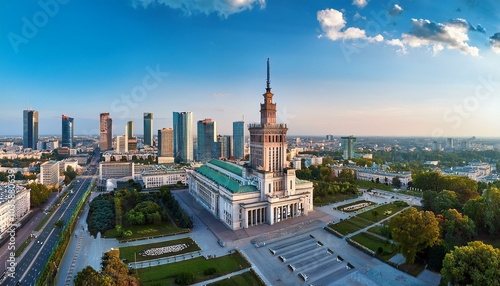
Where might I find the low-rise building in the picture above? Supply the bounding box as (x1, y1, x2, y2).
(0, 183, 30, 236)
(99, 162, 134, 179)
(141, 166, 186, 188)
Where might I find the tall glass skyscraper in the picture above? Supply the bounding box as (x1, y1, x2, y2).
(61, 115, 74, 148)
(233, 121, 244, 159)
(173, 111, 193, 163)
(99, 113, 113, 151)
(23, 110, 39, 150)
(143, 112, 153, 146)
(197, 119, 216, 162)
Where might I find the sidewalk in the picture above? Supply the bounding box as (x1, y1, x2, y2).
(191, 268, 250, 286)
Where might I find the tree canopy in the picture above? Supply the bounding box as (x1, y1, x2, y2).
(441, 241, 500, 286)
(389, 207, 441, 264)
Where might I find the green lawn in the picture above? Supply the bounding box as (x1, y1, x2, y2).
(367, 225, 391, 239)
(136, 252, 251, 286)
(356, 180, 393, 191)
(350, 232, 396, 261)
(335, 200, 376, 212)
(103, 220, 188, 241)
(15, 236, 33, 257)
(119, 237, 200, 263)
(207, 269, 265, 286)
(328, 216, 373, 235)
(356, 202, 408, 222)
(314, 193, 360, 206)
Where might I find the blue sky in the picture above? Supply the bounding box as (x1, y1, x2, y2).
(1, 0, 500, 137)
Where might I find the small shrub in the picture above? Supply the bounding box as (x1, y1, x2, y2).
(175, 272, 194, 285)
(377, 247, 384, 254)
(204, 267, 217, 275)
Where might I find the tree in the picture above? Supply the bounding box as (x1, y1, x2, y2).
(337, 168, 355, 184)
(392, 176, 402, 189)
(389, 207, 441, 264)
(483, 186, 500, 234)
(74, 266, 108, 286)
(422, 190, 460, 214)
(463, 197, 487, 232)
(27, 182, 52, 207)
(441, 241, 500, 286)
(440, 209, 476, 251)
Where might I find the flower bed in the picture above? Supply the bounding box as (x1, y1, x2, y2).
(140, 243, 188, 257)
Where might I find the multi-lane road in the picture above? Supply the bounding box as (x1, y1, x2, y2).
(3, 151, 100, 286)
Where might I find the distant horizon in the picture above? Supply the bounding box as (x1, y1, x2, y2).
(1, 134, 499, 140)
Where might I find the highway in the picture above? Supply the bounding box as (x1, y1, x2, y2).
(3, 150, 100, 286)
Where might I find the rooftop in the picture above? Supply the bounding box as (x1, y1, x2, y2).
(196, 165, 257, 194)
(208, 159, 243, 177)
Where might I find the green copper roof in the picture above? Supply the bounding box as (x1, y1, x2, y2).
(196, 165, 257, 194)
(208, 159, 243, 176)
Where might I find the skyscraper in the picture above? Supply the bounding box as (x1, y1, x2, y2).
(249, 58, 288, 173)
(143, 113, 153, 146)
(23, 110, 39, 150)
(61, 115, 74, 148)
(187, 58, 314, 230)
(341, 136, 357, 159)
(127, 121, 134, 139)
(233, 121, 244, 159)
(197, 119, 217, 162)
(158, 128, 174, 163)
(173, 111, 193, 163)
(212, 135, 233, 159)
(99, 113, 113, 151)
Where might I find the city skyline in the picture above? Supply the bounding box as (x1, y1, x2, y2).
(2, 0, 500, 137)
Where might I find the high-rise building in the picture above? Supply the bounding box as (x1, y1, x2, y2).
(233, 121, 244, 159)
(173, 111, 193, 163)
(187, 58, 313, 230)
(61, 115, 74, 148)
(99, 113, 113, 151)
(197, 119, 217, 162)
(341, 136, 357, 159)
(127, 121, 134, 139)
(158, 128, 174, 164)
(446, 138, 454, 149)
(116, 135, 128, 153)
(212, 135, 233, 159)
(23, 110, 39, 150)
(126, 121, 137, 151)
(143, 113, 153, 146)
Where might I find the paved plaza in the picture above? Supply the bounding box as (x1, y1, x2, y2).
(57, 188, 438, 286)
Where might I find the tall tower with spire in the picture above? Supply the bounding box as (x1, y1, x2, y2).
(249, 58, 290, 196)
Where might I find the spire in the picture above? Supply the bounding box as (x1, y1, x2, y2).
(266, 58, 271, 92)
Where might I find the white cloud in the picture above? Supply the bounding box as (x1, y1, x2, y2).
(352, 0, 367, 9)
(490, 33, 500, 53)
(388, 18, 479, 56)
(386, 39, 406, 54)
(388, 4, 403, 16)
(131, 0, 265, 17)
(317, 9, 383, 43)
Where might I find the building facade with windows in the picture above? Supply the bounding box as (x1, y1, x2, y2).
(233, 121, 245, 159)
(173, 111, 193, 163)
(61, 115, 74, 148)
(40, 161, 60, 187)
(100, 113, 113, 151)
(23, 110, 39, 150)
(187, 59, 313, 230)
(0, 184, 30, 236)
(143, 112, 153, 146)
